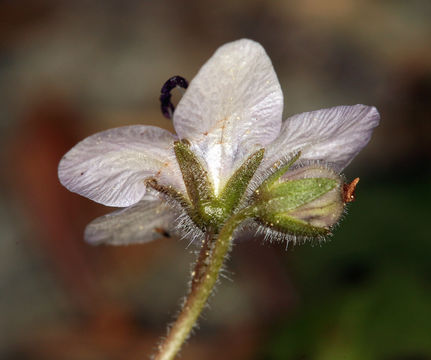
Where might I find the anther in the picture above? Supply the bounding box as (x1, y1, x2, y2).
(159, 75, 189, 119)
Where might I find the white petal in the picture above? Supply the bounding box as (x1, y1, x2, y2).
(84, 195, 176, 245)
(173, 39, 283, 193)
(263, 105, 380, 172)
(58, 125, 185, 207)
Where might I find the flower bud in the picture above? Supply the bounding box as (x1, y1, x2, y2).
(253, 165, 344, 237)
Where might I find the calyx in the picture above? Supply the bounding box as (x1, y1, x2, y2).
(152, 142, 347, 239)
(174, 140, 264, 232)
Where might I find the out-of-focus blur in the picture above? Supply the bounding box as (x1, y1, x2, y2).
(1, 1, 430, 359)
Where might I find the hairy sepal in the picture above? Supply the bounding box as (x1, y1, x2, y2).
(253, 164, 344, 237)
(174, 142, 264, 231)
(218, 148, 265, 213)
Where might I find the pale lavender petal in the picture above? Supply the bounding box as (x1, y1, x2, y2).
(263, 105, 380, 172)
(58, 125, 185, 207)
(173, 39, 283, 193)
(85, 195, 176, 245)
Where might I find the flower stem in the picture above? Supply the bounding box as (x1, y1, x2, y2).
(152, 207, 254, 360)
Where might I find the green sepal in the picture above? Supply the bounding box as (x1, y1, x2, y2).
(259, 152, 301, 191)
(174, 140, 214, 208)
(218, 148, 265, 213)
(260, 213, 330, 237)
(261, 177, 338, 213)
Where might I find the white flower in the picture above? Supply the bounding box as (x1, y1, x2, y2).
(58, 39, 380, 246)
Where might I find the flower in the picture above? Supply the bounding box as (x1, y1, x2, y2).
(58, 39, 380, 246)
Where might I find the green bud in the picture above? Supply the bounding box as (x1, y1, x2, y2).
(253, 165, 344, 237)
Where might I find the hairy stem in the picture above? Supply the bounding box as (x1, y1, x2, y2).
(190, 231, 214, 292)
(152, 207, 254, 360)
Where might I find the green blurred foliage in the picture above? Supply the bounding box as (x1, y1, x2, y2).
(263, 175, 431, 359)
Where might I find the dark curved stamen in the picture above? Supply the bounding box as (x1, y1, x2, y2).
(160, 75, 189, 119)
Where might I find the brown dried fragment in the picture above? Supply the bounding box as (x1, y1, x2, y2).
(154, 227, 171, 238)
(343, 177, 360, 203)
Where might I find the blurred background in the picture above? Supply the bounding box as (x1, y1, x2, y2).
(1, 1, 430, 359)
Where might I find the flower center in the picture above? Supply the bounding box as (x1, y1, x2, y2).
(172, 140, 265, 232)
